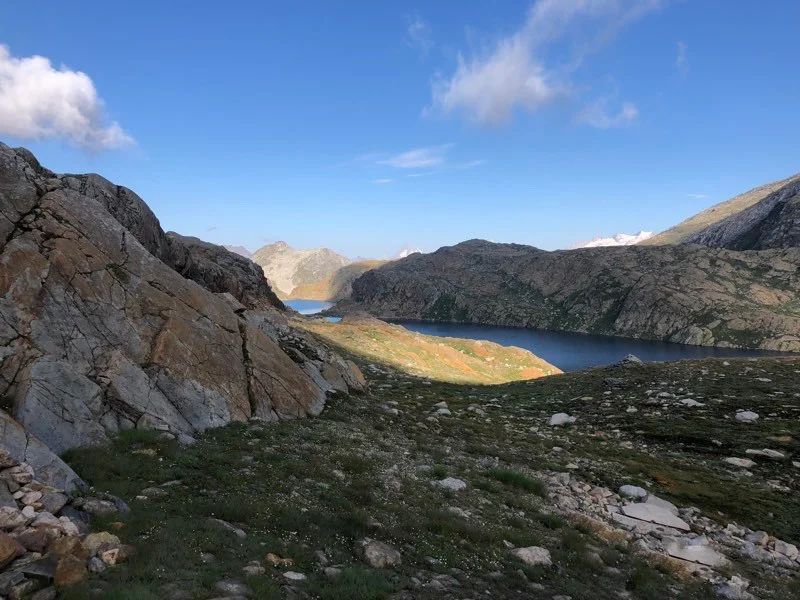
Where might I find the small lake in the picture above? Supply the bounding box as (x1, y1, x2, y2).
(285, 299, 333, 315)
(285, 300, 790, 372)
(393, 321, 790, 372)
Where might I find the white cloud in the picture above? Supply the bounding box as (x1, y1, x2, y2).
(428, 0, 666, 125)
(454, 159, 486, 169)
(577, 98, 639, 128)
(373, 178, 393, 184)
(0, 45, 133, 150)
(687, 193, 708, 199)
(378, 143, 454, 169)
(676, 41, 688, 73)
(406, 15, 433, 56)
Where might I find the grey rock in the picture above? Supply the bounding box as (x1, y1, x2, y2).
(620, 504, 691, 531)
(432, 477, 467, 492)
(215, 580, 251, 596)
(209, 518, 247, 540)
(665, 540, 729, 567)
(547, 413, 576, 426)
(724, 457, 756, 469)
(511, 546, 552, 567)
(355, 538, 402, 568)
(734, 411, 759, 423)
(619, 485, 648, 499)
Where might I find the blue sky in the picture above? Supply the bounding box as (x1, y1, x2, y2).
(1, 0, 799, 258)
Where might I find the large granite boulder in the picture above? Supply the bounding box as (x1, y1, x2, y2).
(0, 143, 363, 458)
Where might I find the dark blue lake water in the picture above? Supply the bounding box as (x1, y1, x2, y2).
(285, 300, 790, 372)
(394, 321, 789, 372)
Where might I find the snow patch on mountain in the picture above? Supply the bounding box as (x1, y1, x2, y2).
(571, 231, 654, 249)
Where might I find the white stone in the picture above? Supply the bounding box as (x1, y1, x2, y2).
(21, 505, 35, 519)
(511, 546, 552, 567)
(283, 571, 307, 581)
(734, 411, 759, 423)
(432, 477, 467, 492)
(621, 504, 691, 531)
(547, 413, 576, 426)
(680, 399, 705, 407)
(644, 495, 679, 516)
(666, 541, 729, 567)
(774, 540, 799, 558)
(724, 457, 756, 469)
(745, 448, 785, 459)
(619, 485, 648, 499)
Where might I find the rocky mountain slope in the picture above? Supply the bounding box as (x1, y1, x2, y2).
(643, 173, 800, 246)
(0, 143, 364, 462)
(683, 176, 800, 250)
(288, 260, 389, 302)
(296, 315, 560, 384)
(340, 239, 800, 351)
(251, 241, 350, 298)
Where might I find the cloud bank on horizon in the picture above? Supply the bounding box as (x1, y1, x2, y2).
(0, 45, 133, 151)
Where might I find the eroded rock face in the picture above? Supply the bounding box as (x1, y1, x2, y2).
(167, 233, 285, 311)
(343, 239, 800, 351)
(0, 143, 364, 457)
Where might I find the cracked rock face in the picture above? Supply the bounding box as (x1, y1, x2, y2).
(0, 143, 364, 457)
(343, 239, 800, 351)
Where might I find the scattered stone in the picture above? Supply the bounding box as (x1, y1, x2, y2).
(215, 580, 251, 596)
(83, 532, 120, 556)
(644, 495, 679, 516)
(547, 413, 576, 426)
(265, 553, 293, 567)
(734, 411, 759, 423)
(619, 485, 648, 499)
(29, 587, 58, 600)
(745, 449, 785, 459)
(511, 546, 552, 567)
(619, 354, 643, 365)
(323, 567, 342, 579)
(724, 458, 756, 469)
(620, 504, 691, 531)
(0, 532, 24, 568)
(355, 538, 402, 568)
(282, 571, 306, 581)
(774, 540, 798, 558)
(209, 518, 247, 539)
(666, 540, 729, 567)
(87, 557, 106, 573)
(432, 477, 467, 492)
(713, 575, 756, 599)
(745, 531, 769, 546)
(0, 506, 28, 530)
(242, 562, 265, 576)
(54, 554, 89, 588)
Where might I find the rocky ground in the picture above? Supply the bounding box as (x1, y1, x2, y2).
(294, 316, 560, 384)
(8, 352, 794, 599)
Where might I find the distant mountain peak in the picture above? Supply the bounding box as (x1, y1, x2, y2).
(396, 243, 422, 258)
(571, 231, 654, 249)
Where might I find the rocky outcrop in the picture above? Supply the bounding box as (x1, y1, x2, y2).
(0, 412, 83, 492)
(342, 239, 800, 351)
(0, 143, 364, 460)
(252, 241, 350, 298)
(685, 177, 800, 250)
(167, 233, 285, 311)
(643, 173, 800, 246)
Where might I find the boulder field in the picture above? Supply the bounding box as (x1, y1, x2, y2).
(0, 143, 364, 470)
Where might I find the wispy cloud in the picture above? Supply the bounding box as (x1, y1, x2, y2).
(378, 143, 454, 169)
(454, 159, 486, 170)
(205, 225, 219, 232)
(576, 98, 638, 129)
(686, 193, 708, 199)
(0, 45, 134, 150)
(675, 41, 688, 74)
(373, 178, 393, 184)
(405, 14, 433, 56)
(427, 0, 667, 126)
